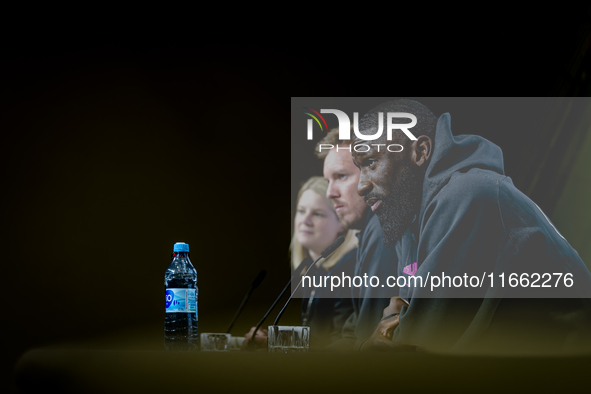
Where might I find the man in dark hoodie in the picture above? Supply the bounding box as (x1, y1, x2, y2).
(353, 99, 591, 354)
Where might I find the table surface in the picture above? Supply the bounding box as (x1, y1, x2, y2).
(14, 346, 591, 394)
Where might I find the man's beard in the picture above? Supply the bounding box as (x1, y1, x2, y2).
(373, 164, 423, 248)
(336, 209, 364, 231)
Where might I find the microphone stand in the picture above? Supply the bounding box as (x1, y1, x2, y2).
(272, 257, 321, 326)
(247, 236, 345, 350)
(247, 258, 311, 349)
(226, 270, 266, 333)
(273, 236, 344, 327)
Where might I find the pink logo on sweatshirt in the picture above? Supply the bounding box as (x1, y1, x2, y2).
(403, 262, 418, 276)
(402, 262, 418, 287)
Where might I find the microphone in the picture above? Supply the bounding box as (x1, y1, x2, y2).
(272, 236, 345, 326)
(249, 236, 345, 348)
(226, 270, 267, 333)
(321, 236, 345, 258)
(247, 257, 312, 349)
(247, 236, 345, 349)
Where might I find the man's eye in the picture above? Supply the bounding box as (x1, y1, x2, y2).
(364, 158, 377, 167)
(338, 174, 347, 180)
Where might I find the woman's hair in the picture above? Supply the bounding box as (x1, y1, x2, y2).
(290, 176, 358, 271)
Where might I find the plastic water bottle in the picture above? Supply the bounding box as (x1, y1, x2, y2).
(164, 242, 199, 351)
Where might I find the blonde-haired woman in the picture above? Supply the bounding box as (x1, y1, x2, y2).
(291, 176, 358, 348)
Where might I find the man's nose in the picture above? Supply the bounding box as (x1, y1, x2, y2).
(357, 178, 372, 197)
(327, 181, 339, 200)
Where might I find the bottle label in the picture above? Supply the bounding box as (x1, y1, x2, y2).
(165, 288, 197, 313)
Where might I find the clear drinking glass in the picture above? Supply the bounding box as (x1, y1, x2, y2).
(267, 326, 309, 353)
(200, 333, 231, 351)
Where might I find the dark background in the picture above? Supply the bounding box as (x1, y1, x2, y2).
(3, 11, 591, 393)
(1, 42, 303, 389)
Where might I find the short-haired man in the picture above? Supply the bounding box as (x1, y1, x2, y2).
(316, 128, 400, 350)
(353, 99, 591, 353)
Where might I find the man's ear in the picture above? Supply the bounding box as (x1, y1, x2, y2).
(410, 136, 433, 168)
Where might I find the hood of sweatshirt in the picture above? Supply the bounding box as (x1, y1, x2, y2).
(418, 113, 505, 225)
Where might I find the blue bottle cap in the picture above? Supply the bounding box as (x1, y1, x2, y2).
(173, 242, 189, 252)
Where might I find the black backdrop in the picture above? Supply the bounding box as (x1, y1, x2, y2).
(2, 16, 591, 392)
(1, 44, 301, 386)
